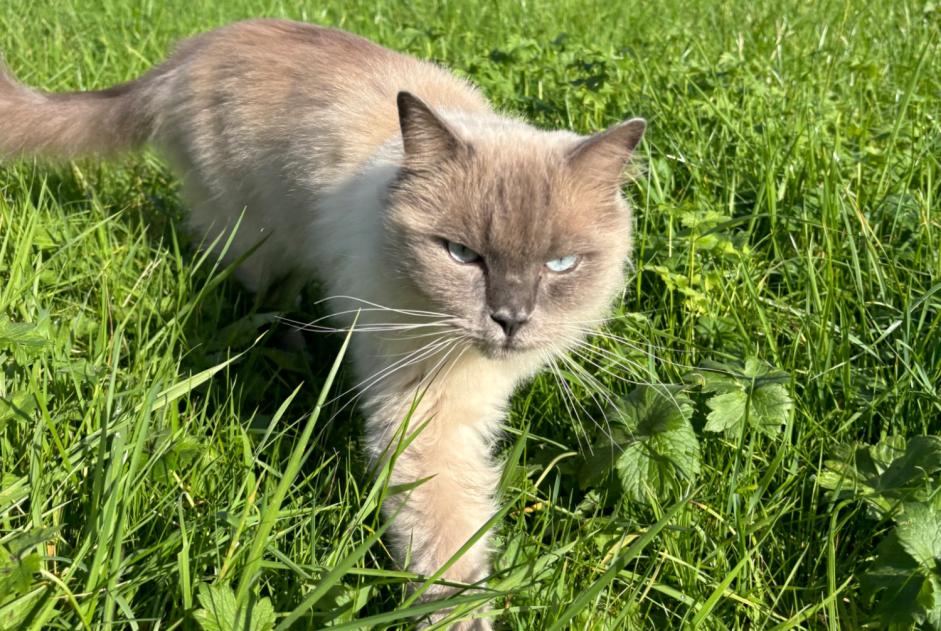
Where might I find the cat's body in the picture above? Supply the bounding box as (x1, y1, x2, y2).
(0, 19, 644, 629)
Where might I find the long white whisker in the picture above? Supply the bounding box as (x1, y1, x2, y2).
(326, 337, 456, 409)
(280, 317, 458, 334)
(297, 307, 446, 321)
(335, 334, 471, 425)
(376, 327, 468, 345)
(543, 351, 594, 453)
(566, 324, 700, 367)
(567, 325, 667, 354)
(312, 295, 452, 318)
(554, 352, 620, 451)
(568, 343, 690, 420)
(573, 332, 698, 378)
(416, 336, 470, 391)
(555, 351, 620, 414)
(569, 341, 654, 385)
(321, 338, 460, 425)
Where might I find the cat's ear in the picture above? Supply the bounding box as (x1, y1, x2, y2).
(396, 91, 465, 166)
(567, 118, 646, 186)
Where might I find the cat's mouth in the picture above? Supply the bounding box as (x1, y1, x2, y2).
(478, 336, 541, 359)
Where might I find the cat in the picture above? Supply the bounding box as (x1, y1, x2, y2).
(0, 19, 644, 629)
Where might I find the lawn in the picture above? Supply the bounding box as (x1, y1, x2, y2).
(1, 0, 939, 628)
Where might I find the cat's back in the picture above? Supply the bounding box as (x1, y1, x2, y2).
(162, 19, 491, 171)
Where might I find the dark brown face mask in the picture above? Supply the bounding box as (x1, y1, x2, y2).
(485, 262, 540, 339)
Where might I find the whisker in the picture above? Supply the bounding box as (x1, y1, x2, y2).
(375, 327, 468, 345)
(325, 336, 457, 409)
(332, 334, 472, 427)
(417, 336, 471, 391)
(569, 324, 700, 359)
(569, 341, 654, 384)
(543, 353, 594, 453)
(564, 325, 699, 372)
(543, 313, 633, 327)
(555, 351, 621, 414)
(568, 343, 691, 420)
(312, 295, 452, 318)
(553, 353, 620, 453)
(533, 339, 630, 453)
(566, 324, 666, 353)
(569, 343, 674, 394)
(538, 349, 575, 418)
(277, 307, 457, 328)
(279, 317, 457, 334)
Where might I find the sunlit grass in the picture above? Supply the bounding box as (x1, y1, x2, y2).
(1, 0, 939, 628)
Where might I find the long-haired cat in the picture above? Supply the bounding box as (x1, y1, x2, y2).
(0, 19, 645, 629)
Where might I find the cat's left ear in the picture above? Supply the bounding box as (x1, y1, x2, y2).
(396, 91, 466, 167)
(567, 118, 646, 186)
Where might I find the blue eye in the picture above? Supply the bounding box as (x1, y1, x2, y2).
(447, 241, 481, 264)
(546, 255, 578, 273)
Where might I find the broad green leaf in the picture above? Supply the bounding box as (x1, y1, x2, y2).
(4, 528, 56, 559)
(0, 392, 36, 429)
(577, 425, 630, 491)
(816, 455, 893, 518)
(825, 435, 941, 628)
(861, 532, 926, 627)
(879, 436, 941, 495)
(0, 318, 46, 349)
(613, 385, 699, 503)
(0, 546, 40, 596)
(697, 359, 793, 437)
(193, 583, 275, 631)
(0, 589, 45, 631)
(896, 501, 941, 571)
(243, 592, 278, 629)
(817, 436, 940, 518)
(871, 435, 909, 472)
(193, 584, 238, 631)
(0, 475, 28, 516)
(684, 361, 741, 394)
(749, 382, 794, 436)
(704, 391, 747, 434)
(0, 528, 53, 596)
(920, 576, 941, 630)
(861, 495, 941, 629)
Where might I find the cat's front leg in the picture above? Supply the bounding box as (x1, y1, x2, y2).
(368, 397, 503, 630)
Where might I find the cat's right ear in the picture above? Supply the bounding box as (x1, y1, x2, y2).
(396, 91, 465, 167)
(567, 118, 646, 189)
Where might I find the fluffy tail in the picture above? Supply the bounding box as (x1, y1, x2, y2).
(0, 60, 162, 159)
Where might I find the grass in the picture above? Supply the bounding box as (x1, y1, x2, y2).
(1, 0, 939, 628)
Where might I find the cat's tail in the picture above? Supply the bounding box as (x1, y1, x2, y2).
(0, 58, 167, 159)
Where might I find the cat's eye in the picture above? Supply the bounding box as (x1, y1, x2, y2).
(447, 241, 481, 264)
(546, 255, 579, 273)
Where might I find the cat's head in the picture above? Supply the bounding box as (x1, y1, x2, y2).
(385, 92, 645, 358)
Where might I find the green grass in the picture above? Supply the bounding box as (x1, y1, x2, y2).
(1, 0, 939, 628)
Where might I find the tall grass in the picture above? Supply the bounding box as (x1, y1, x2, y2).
(1, 0, 939, 628)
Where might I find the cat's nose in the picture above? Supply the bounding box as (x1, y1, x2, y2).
(490, 310, 529, 338)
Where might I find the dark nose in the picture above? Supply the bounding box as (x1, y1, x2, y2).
(490, 310, 529, 338)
